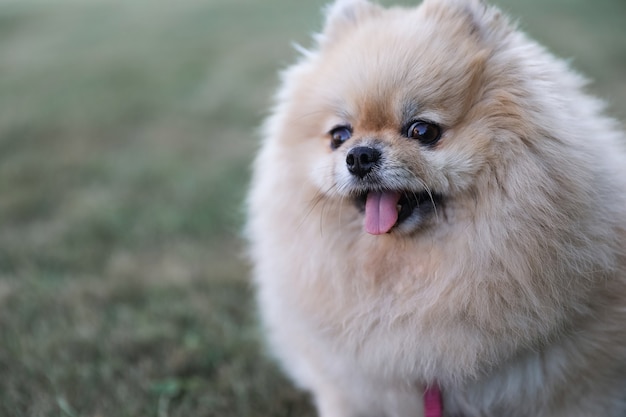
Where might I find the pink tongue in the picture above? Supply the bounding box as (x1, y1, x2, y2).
(364, 191, 402, 235)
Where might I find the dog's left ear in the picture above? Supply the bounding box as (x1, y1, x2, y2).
(320, 0, 382, 45)
(421, 0, 511, 42)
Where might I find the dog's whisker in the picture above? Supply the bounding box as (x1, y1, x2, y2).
(298, 182, 343, 235)
(297, 191, 327, 233)
(416, 178, 439, 223)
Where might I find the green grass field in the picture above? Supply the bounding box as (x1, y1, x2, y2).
(0, 0, 624, 416)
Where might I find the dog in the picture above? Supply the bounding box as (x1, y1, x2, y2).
(246, 0, 626, 415)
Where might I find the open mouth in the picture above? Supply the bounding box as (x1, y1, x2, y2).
(354, 190, 442, 235)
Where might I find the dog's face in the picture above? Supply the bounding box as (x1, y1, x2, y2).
(279, 0, 515, 235)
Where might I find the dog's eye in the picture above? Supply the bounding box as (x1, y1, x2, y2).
(329, 125, 352, 150)
(407, 121, 441, 146)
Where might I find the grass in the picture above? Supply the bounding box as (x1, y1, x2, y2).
(0, 0, 624, 416)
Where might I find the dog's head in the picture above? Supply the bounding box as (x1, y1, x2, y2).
(268, 0, 604, 238)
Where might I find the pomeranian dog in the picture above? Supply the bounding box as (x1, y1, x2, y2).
(246, 0, 626, 416)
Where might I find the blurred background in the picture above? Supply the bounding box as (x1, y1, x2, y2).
(0, 0, 624, 416)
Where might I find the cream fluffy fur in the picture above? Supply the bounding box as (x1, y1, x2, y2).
(246, 0, 626, 416)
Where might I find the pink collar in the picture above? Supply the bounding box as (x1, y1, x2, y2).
(424, 384, 443, 417)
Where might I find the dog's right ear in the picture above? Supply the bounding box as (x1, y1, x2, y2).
(319, 0, 382, 45)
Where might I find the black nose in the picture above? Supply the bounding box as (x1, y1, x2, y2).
(346, 146, 381, 178)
